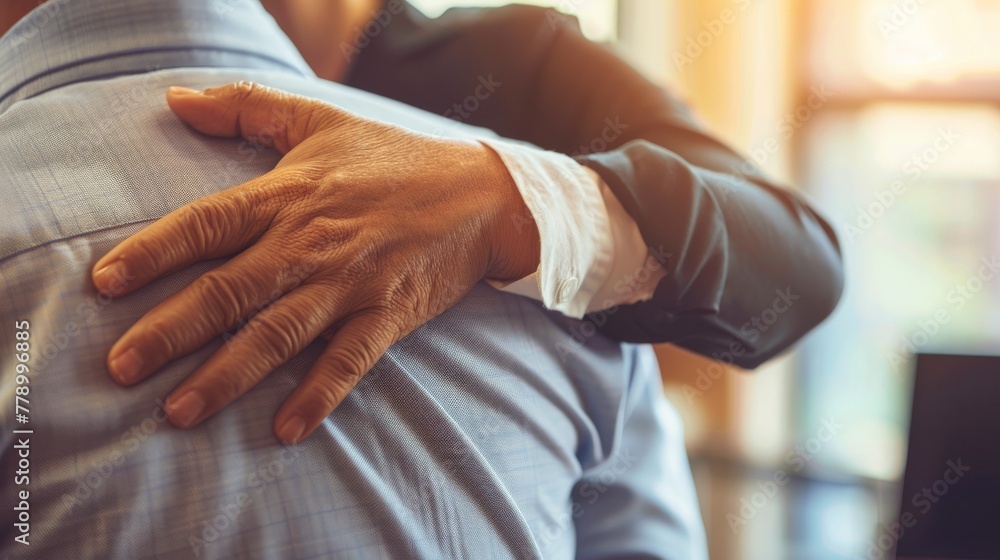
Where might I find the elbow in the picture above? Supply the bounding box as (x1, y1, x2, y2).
(733, 221, 846, 371)
(814, 240, 846, 328)
(805, 211, 847, 332)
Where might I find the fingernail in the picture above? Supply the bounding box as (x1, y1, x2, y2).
(109, 347, 144, 384)
(278, 416, 307, 445)
(93, 260, 127, 292)
(166, 391, 206, 428)
(167, 86, 202, 97)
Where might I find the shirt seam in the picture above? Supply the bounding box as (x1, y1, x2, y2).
(0, 218, 158, 267)
(0, 45, 308, 110)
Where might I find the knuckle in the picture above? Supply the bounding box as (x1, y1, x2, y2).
(284, 217, 357, 276)
(308, 382, 346, 416)
(290, 99, 336, 141)
(245, 311, 304, 363)
(340, 233, 386, 279)
(230, 80, 259, 107)
(278, 167, 324, 202)
(326, 343, 372, 385)
(291, 247, 329, 281)
(126, 234, 164, 272)
(175, 198, 234, 254)
(281, 259, 321, 292)
(231, 81, 283, 142)
(141, 316, 181, 359)
(376, 275, 434, 329)
(314, 360, 365, 410)
(303, 216, 354, 253)
(245, 168, 318, 221)
(192, 270, 249, 326)
(212, 368, 254, 403)
(276, 166, 317, 188)
(370, 302, 413, 336)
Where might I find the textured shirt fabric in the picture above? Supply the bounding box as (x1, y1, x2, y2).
(0, 1, 706, 559)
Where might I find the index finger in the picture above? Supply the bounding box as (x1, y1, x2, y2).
(91, 186, 275, 296)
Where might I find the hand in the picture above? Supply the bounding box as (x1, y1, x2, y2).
(93, 82, 540, 444)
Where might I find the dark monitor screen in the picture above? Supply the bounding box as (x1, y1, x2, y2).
(894, 354, 1000, 559)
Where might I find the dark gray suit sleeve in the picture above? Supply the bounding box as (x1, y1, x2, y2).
(578, 142, 843, 368)
(347, 3, 844, 369)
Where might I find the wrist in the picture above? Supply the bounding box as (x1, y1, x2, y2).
(477, 144, 541, 282)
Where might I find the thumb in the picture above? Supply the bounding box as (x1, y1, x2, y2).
(166, 81, 339, 154)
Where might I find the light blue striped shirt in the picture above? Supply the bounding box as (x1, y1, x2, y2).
(0, 1, 706, 558)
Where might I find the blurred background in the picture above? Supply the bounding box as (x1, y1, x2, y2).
(411, 0, 1000, 558)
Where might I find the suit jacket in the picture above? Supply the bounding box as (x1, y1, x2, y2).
(346, 3, 844, 369)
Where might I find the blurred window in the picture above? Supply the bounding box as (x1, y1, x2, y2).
(801, 0, 1000, 482)
(809, 0, 1000, 96)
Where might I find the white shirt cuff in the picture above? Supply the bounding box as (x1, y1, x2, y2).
(480, 138, 665, 319)
(590, 177, 668, 309)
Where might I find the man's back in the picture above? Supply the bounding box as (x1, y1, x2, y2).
(0, 2, 704, 558)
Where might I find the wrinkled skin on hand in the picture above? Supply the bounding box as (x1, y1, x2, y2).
(93, 82, 540, 444)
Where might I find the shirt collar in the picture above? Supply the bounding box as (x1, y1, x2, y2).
(0, 0, 315, 113)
